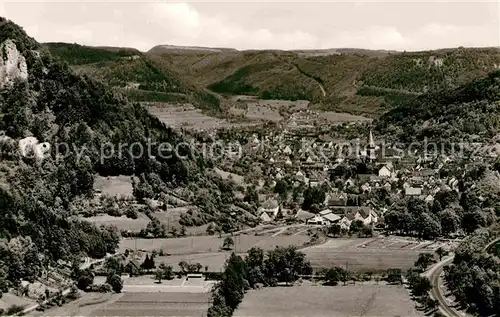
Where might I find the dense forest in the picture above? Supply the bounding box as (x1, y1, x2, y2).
(376, 70, 500, 144)
(0, 17, 237, 293)
(44, 43, 221, 112)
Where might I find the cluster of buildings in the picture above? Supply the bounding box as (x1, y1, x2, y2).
(247, 130, 464, 230)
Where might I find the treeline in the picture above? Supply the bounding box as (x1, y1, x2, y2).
(44, 42, 138, 65)
(207, 246, 312, 317)
(444, 229, 500, 316)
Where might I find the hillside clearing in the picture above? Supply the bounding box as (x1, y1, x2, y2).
(80, 213, 150, 232)
(93, 175, 134, 197)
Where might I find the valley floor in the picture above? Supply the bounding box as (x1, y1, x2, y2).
(234, 282, 423, 317)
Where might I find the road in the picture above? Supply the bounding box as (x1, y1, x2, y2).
(426, 256, 460, 317)
(426, 237, 500, 317)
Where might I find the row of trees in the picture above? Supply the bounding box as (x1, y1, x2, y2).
(384, 193, 493, 239)
(207, 246, 312, 317)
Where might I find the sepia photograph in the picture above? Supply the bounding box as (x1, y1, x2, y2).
(0, 1, 499, 317)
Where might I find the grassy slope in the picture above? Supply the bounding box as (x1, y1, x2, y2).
(44, 43, 221, 113)
(149, 47, 500, 117)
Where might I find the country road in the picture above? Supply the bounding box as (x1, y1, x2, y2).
(426, 236, 500, 317)
(426, 256, 461, 317)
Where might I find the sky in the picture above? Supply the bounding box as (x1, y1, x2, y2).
(0, 0, 499, 52)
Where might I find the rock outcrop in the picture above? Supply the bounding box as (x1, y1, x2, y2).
(0, 39, 28, 89)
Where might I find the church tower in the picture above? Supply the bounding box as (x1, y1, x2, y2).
(367, 130, 376, 162)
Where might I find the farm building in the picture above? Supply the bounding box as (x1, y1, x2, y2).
(258, 199, 279, 219)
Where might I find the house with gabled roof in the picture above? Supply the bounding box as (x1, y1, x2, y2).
(361, 182, 371, 193)
(260, 212, 272, 223)
(424, 194, 434, 202)
(378, 164, 393, 178)
(258, 199, 279, 218)
(283, 145, 292, 155)
(325, 192, 347, 207)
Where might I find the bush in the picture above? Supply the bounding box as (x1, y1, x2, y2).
(87, 284, 112, 293)
(125, 207, 138, 219)
(6, 305, 25, 315)
(106, 274, 123, 293)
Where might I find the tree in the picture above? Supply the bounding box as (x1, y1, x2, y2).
(0, 265, 8, 296)
(154, 263, 173, 283)
(244, 186, 258, 204)
(417, 213, 441, 239)
(154, 268, 164, 283)
(361, 225, 373, 237)
(264, 246, 311, 285)
(435, 247, 448, 261)
(222, 237, 234, 250)
(106, 274, 123, 293)
(439, 209, 460, 236)
(302, 186, 326, 210)
(219, 254, 247, 311)
(141, 254, 155, 270)
(349, 220, 364, 234)
(410, 276, 432, 297)
(386, 268, 402, 284)
(274, 180, 289, 201)
(415, 253, 436, 271)
(125, 207, 138, 219)
(462, 209, 486, 234)
(104, 257, 122, 276)
(328, 224, 341, 237)
(76, 269, 94, 291)
(245, 247, 265, 287)
(321, 267, 348, 286)
(179, 261, 189, 274)
(206, 223, 216, 235)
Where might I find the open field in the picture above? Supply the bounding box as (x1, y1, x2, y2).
(244, 103, 283, 122)
(147, 97, 370, 132)
(92, 292, 212, 317)
(28, 293, 123, 317)
(82, 213, 150, 232)
(94, 175, 133, 197)
(303, 237, 437, 272)
(148, 103, 257, 130)
(154, 252, 230, 272)
(234, 283, 422, 317)
(119, 233, 311, 255)
(0, 293, 35, 311)
(322, 111, 373, 123)
(150, 206, 193, 226)
(214, 168, 245, 185)
(120, 276, 216, 293)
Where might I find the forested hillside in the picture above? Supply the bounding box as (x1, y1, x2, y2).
(0, 18, 245, 294)
(44, 43, 220, 113)
(151, 47, 500, 116)
(375, 70, 500, 144)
